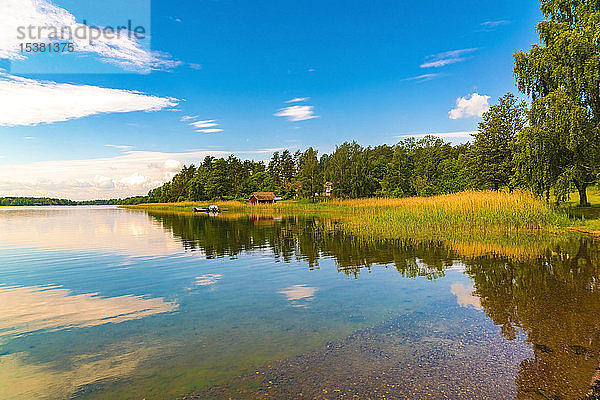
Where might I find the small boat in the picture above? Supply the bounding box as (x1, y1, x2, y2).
(193, 205, 228, 213)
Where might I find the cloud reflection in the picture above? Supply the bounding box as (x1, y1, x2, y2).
(0, 344, 161, 400)
(0, 285, 177, 338)
(279, 284, 317, 307)
(0, 207, 184, 257)
(450, 283, 482, 310)
(195, 274, 223, 286)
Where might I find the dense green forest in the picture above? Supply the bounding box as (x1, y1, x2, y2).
(147, 136, 470, 203)
(144, 95, 560, 204)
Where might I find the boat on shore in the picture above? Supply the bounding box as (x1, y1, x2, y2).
(193, 205, 228, 213)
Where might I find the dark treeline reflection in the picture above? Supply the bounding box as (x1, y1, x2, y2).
(147, 212, 454, 279)
(148, 212, 600, 399)
(463, 238, 600, 400)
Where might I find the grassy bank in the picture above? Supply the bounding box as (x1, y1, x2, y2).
(561, 188, 600, 234)
(332, 190, 567, 236)
(124, 190, 570, 238)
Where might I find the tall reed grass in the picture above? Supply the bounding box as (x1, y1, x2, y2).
(336, 190, 568, 238)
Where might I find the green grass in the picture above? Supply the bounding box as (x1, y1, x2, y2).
(560, 188, 600, 232)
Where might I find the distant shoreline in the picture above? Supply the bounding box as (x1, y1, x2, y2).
(0, 196, 147, 207)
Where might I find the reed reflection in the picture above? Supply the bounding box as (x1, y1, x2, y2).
(146, 212, 455, 279)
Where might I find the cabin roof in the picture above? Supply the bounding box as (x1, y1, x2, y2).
(251, 192, 276, 201)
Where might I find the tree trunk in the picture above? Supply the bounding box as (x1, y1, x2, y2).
(578, 183, 590, 207)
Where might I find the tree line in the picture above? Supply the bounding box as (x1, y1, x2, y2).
(144, 94, 570, 203)
(147, 137, 471, 203)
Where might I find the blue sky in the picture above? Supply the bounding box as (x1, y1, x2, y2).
(0, 0, 542, 199)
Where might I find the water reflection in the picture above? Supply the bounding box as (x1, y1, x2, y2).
(0, 342, 163, 400)
(0, 206, 183, 257)
(450, 282, 482, 310)
(146, 212, 455, 279)
(278, 284, 318, 308)
(1, 208, 600, 399)
(0, 285, 177, 339)
(148, 212, 600, 399)
(195, 274, 223, 286)
(464, 238, 600, 400)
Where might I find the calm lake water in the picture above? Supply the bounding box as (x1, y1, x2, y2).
(1, 206, 600, 399)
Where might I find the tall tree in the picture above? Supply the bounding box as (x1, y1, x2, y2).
(326, 142, 378, 198)
(297, 147, 323, 202)
(382, 139, 416, 197)
(268, 152, 282, 186)
(514, 0, 600, 206)
(411, 136, 456, 196)
(468, 93, 527, 191)
(280, 150, 296, 184)
(205, 159, 231, 199)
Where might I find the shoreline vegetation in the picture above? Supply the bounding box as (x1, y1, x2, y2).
(123, 190, 599, 239)
(131, 191, 594, 264)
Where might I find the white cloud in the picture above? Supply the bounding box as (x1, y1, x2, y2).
(164, 159, 182, 171)
(285, 97, 310, 103)
(480, 20, 510, 30)
(105, 144, 134, 151)
(196, 128, 223, 133)
(0, 0, 179, 71)
(189, 119, 218, 128)
(185, 118, 224, 133)
(0, 72, 178, 126)
(402, 73, 441, 82)
(448, 93, 490, 119)
(119, 172, 148, 188)
(24, 136, 34, 140)
(180, 115, 199, 121)
(92, 175, 114, 189)
(274, 105, 318, 122)
(0, 148, 287, 200)
(421, 59, 461, 68)
(420, 48, 478, 68)
(166, 16, 183, 23)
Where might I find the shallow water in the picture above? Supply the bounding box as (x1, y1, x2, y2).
(0, 206, 599, 399)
